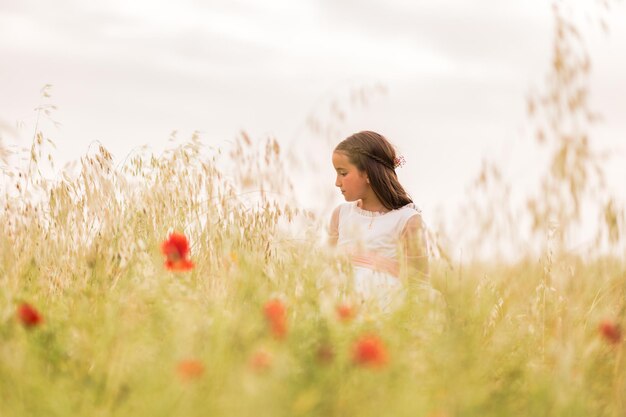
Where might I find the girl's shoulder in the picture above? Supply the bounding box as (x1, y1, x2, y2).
(397, 202, 421, 214)
(331, 202, 349, 215)
(330, 202, 351, 224)
(395, 202, 422, 219)
(332, 201, 359, 216)
(393, 203, 424, 231)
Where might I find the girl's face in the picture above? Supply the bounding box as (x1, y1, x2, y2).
(332, 151, 369, 202)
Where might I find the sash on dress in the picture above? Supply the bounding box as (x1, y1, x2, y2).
(350, 250, 400, 278)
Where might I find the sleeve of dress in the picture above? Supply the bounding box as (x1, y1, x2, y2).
(328, 205, 341, 246)
(400, 213, 429, 279)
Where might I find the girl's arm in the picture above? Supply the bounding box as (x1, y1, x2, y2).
(401, 214, 429, 279)
(328, 205, 340, 246)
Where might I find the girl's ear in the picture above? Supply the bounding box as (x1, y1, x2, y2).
(366, 177, 370, 184)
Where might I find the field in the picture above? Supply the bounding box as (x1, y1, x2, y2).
(1, 127, 625, 417)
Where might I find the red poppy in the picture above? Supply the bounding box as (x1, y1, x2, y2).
(316, 343, 335, 365)
(336, 303, 356, 322)
(161, 232, 194, 271)
(176, 359, 205, 381)
(264, 299, 287, 339)
(17, 303, 43, 328)
(249, 350, 272, 372)
(599, 319, 622, 345)
(352, 334, 388, 368)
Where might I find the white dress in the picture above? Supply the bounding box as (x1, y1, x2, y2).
(335, 201, 422, 311)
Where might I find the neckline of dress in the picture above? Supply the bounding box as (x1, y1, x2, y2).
(353, 201, 415, 217)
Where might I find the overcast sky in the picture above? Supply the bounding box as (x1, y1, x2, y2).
(1, 0, 625, 247)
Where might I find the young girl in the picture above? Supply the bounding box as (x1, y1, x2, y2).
(329, 131, 429, 311)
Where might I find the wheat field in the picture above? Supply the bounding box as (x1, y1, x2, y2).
(1, 125, 624, 417)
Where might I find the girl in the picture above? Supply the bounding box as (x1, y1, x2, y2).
(329, 131, 429, 311)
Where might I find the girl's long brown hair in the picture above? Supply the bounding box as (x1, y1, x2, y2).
(335, 131, 413, 210)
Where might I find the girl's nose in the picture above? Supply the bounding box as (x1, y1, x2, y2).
(335, 176, 341, 187)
